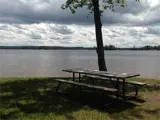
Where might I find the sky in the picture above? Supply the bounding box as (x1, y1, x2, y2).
(0, 0, 160, 47)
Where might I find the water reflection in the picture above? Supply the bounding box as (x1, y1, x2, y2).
(0, 50, 159, 78)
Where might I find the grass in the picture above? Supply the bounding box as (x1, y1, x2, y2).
(0, 77, 160, 120)
(128, 77, 160, 84)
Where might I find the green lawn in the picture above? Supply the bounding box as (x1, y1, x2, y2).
(0, 77, 160, 120)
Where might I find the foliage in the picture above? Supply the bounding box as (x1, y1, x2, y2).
(0, 45, 159, 50)
(61, 0, 140, 71)
(61, 0, 140, 14)
(104, 45, 160, 50)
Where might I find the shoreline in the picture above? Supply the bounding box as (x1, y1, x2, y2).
(0, 45, 160, 50)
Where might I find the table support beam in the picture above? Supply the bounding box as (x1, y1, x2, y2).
(79, 73, 81, 82)
(116, 78, 120, 100)
(122, 78, 126, 99)
(73, 72, 75, 81)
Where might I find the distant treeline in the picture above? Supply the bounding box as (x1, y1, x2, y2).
(0, 46, 92, 50)
(0, 45, 160, 50)
(104, 45, 160, 50)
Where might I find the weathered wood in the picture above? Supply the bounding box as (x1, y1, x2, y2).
(62, 68, 142, 100)
(128, 81, 146, 86)
(86, 75, 115, 81)
(62, 68, 140, 79)
(86, 75, 146, 86)
(86, 75, 146, 99)
(54, 79, 118, 92)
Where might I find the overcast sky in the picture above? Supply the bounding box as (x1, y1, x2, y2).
(0, 0, 160, 47)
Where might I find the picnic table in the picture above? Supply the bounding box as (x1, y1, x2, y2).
(62, 68, 143, 99)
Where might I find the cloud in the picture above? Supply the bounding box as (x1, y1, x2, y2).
(0, 0, 159, 47)
(0, 23, 159, 47)
(0, 0, 159, 26)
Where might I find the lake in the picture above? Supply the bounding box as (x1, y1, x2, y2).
(0, 50, 159, 78)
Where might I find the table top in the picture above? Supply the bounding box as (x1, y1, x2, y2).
(62, 68, 140, 79)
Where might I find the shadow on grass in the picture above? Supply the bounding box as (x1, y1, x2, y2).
(144, 108, 160, 115)
(0, 78, 143, 120)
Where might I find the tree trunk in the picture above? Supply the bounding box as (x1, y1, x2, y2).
(93, 0, 107, 71)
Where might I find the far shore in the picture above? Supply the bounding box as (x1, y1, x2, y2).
(0, 45, 160, 50)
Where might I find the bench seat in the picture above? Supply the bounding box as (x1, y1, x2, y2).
(86, 75, 146, 86)
(54, 79, 118, 92)
(85, 75, 147, 98)
(128, 81, 146, 86)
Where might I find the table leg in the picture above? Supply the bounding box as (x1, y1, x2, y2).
(72, 72, 76, 88)
(79, 73, 81, 82)
(73, 72, 75, 81)
(56, 82, 61, 92)
(116, 78, 119, 100)
(78, 73, 83, 90)
(122, 78, 126, 100)
(134, 85, 138, 97)
(110, 78, 116, 88)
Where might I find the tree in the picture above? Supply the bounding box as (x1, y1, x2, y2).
(62, 0, 139, 71)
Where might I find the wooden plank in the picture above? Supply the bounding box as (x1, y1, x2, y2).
(129, 81, 147, 86)
(86, 75, 146, 86)
(62, 68, 140, 79)
(53, 79, 118, 92)
(86, 75, 119, 82)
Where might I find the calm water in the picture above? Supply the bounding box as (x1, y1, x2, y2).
(0, 50, 160, 78)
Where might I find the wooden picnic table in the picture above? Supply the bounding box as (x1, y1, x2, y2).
(62, 68, 141, 99)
